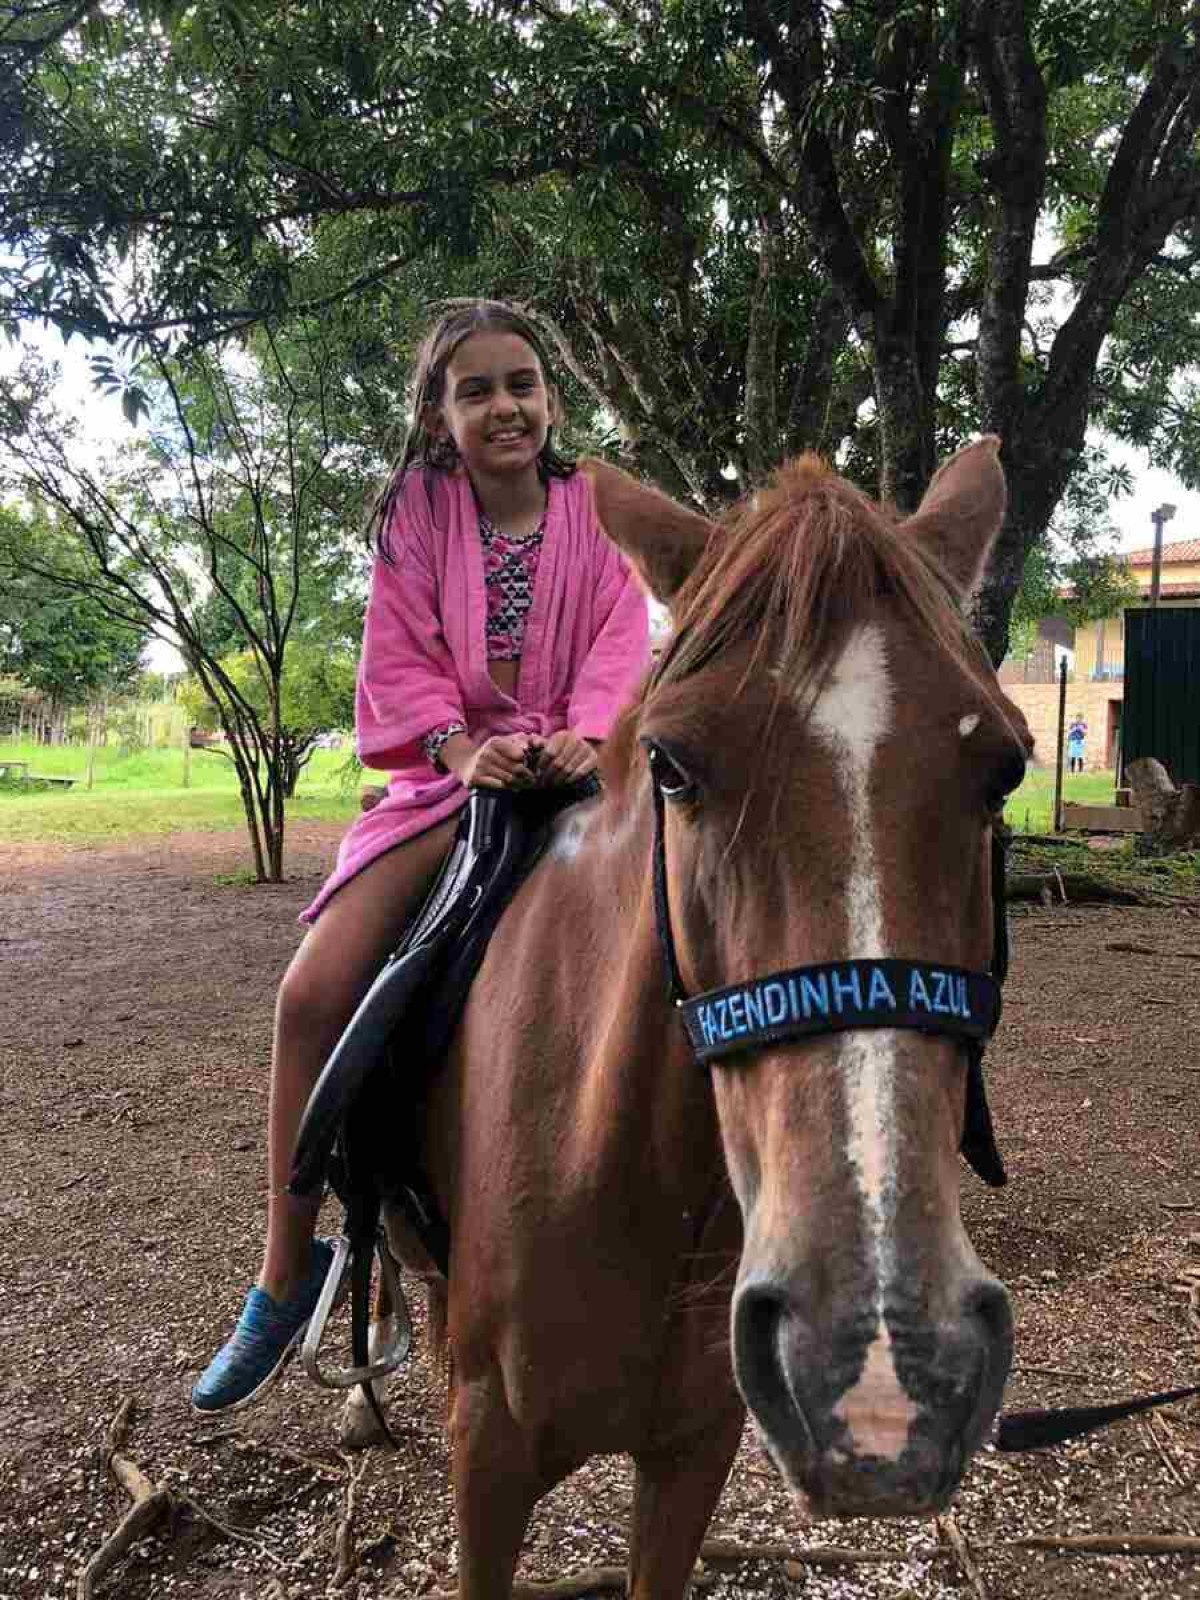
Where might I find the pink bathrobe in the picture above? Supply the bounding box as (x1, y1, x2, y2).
(302, 466, 650, 921)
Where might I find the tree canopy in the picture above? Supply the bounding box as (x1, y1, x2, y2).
(4, 0, 1199, 658)
(179, 638, 356, 794)
(0, 504, 149, 703)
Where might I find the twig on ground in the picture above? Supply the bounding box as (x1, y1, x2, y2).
(433, 1572, 627, 1599)
(1003, 1533, 1200, 1556)
(513, 1574, 625, 1599)
(176, 1490, 282, 1564)
(936, 1511, 990, 1600)
(429, 1523, 1200, 1598)
(430, 1540, 910, 1599)
(1012, 1364, 1095, 1381)
(190, 1424, 243, 1447)
(1143, 1415, 1188, 1489)
(297, 1511, 343, 1567)
(76, 1395, 282, 1599)
(78, 1397, 170, 1600)
(332, 1452, 370, 1587)
(193, 1427, 345, 1482)
(1104, 942, 1200, 960)
(77, 1472, 170, 1599)
(99, 1395, 136, 1461)
(700, 1538, 906, 1567)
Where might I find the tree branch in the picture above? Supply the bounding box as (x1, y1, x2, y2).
(0, 0, 99, 62)
(743, 208, 782, 481)
(1039, 27, 1200, 434)
(969, 0, 1049, 438)
(785, 296, 864, 457)
(740, 0, 885, 327)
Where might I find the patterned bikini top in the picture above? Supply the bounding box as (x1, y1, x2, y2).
(479, 510, 545, 661)
(420, 509, 547, 773)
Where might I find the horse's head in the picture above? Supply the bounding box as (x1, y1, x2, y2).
(585, 442, 1031, 1517)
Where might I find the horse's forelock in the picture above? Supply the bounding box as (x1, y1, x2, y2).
(647, 456, 978, 720)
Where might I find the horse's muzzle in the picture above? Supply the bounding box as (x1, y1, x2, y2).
(732, 1273, 1013, 1515)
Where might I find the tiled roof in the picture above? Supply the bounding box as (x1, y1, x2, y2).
(1121, 536, 1200, 565)
(1057, 578, 1200, 600)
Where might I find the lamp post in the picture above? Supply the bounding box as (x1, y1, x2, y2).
(1150, 502, 1176, 607)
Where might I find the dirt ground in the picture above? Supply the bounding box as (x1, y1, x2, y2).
(1, 824, 1198, 1600)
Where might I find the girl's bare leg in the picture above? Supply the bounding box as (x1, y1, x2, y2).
(260, 818, 458, 1301)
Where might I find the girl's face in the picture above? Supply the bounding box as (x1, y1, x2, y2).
(431, 330, 559, 480)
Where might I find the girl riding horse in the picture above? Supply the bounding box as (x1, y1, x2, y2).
(192, 300, 650, 1413)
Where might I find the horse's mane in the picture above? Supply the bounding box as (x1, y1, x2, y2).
(650, 453, 979, 714)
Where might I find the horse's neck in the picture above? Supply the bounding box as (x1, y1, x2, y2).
(544, 791, 725, 1206)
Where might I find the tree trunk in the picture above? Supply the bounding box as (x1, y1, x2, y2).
(873, 333, 934, 513)
(974, 434, 1080, 665)
(972, 508, 1035, 665)
(1126, 757, 1200, 853)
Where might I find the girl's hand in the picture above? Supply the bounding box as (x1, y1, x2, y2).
(460, 734, 537, 790)
(533, 730, 598, 787)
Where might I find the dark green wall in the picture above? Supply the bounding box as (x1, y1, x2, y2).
(1123, 608, 1200, 785)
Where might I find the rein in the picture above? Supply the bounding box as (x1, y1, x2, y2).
(647, 750, 1200, 1452)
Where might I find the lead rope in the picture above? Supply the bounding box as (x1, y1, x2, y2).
(997, 1382, 1200, 1452)
(983, 830, 1200, 1449)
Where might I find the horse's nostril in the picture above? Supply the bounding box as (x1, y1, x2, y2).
(732, 1280, 793, 1422)
(735, 1281, 791, 1372)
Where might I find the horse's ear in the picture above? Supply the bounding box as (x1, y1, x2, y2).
(902, 436, 1006, 598)
(579, 459, 715, 604)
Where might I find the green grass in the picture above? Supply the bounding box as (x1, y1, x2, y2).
(0, 742, 1170, 857)
(0, 741, 360, 843)
(1002, 765, 1115, 834)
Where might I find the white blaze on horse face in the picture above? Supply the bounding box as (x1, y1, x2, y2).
(959, 713, 981, 738)
(808, 626, 890, 958)
(808, 624, 918, 1458)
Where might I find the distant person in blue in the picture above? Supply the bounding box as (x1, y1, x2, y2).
(1067, 714, 1087, 774)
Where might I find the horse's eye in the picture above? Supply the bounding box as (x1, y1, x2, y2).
(645, 741, 696, 802)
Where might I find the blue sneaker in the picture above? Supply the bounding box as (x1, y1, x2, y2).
(191, 1238, 336, 1414)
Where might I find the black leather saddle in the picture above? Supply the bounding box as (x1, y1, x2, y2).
(287, 779, 599, 1413)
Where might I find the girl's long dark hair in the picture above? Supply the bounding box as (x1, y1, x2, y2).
(366, 299, 576, 560)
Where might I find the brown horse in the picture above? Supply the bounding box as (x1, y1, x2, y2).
(356, 438, 1032, 1596)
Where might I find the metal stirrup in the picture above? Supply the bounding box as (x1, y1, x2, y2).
(300, 1233, 412, 1389)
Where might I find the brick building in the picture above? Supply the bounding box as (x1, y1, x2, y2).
(1001, 536, 1200, 771)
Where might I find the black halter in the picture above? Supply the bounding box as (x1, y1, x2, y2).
(648, 748, 1009, 1187)
(648, 750, 1200, 1451)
